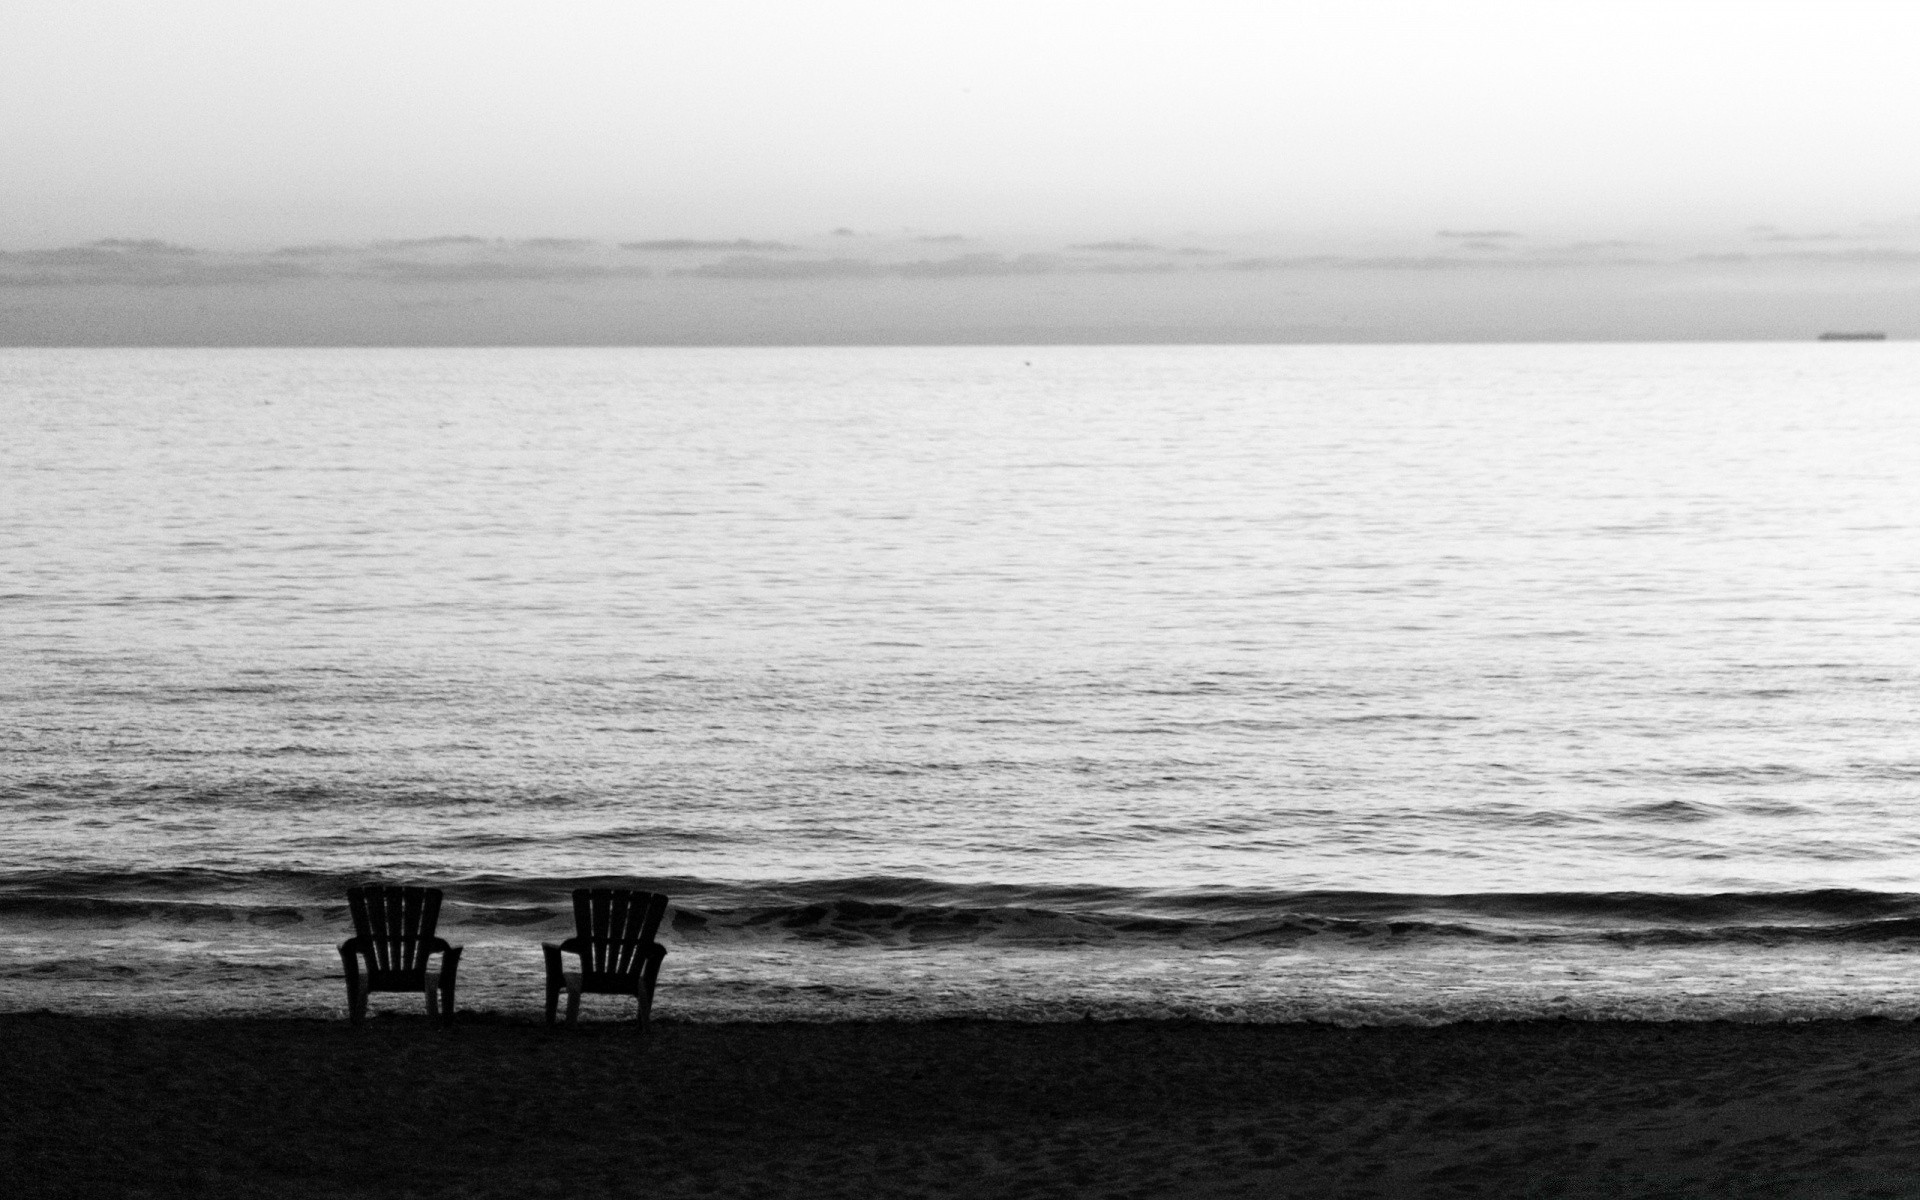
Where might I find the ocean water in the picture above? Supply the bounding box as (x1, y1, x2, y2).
(4, 342, 1919, 1023)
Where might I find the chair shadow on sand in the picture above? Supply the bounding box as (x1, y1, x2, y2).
(338, 884, 668, 1029)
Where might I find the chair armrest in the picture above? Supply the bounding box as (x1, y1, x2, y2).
(640, 941, 668, 984)
(338, 941, 362, 993)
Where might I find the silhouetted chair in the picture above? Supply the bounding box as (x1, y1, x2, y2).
(543, 888, 669, 1029)
(339, 885, 462, 1024)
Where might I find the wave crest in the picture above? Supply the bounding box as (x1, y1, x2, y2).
(6, 869, 1920, 948)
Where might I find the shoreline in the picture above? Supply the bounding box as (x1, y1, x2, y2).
(7, 1015, 1920, 1197)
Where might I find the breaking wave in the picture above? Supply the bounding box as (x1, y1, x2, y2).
(6, 869, 1920, 949)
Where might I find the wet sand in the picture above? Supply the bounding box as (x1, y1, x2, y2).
(6, 1014, 1920, 1198)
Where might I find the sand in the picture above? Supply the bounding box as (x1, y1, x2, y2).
(5, 1015, 1920, 1198)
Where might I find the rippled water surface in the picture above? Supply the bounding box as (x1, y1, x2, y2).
(4, 343, 1919, 1019)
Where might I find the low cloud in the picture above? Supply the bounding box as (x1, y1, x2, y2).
(1546, 241, 1644, 254)
(0, 237, 659, 287)
(6, 227, 1919, 326)
(1215, 254, 1530, 272)
(366, 258, 649, 283)
(895, 253, 1066, 277)
(89, 238, 199, 255)
(372, 235, 492, 249)
(270, 243, 362, 258)
(685, 256, 884, 279)
(1693, 247, 1920, 265)
(0, 240, 319, 287)
(685, 252, 1158, 280)
(620, 239, 797, 252)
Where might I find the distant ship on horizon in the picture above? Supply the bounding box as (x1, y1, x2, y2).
(1818, 331, 1888, 341)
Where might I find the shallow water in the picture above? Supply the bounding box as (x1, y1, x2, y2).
(5, 343, 1919, 1020)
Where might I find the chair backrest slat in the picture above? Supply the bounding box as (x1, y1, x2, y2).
(619, 892, 642, 975)
(573, 888, 666, 978)
(349, 885, 442, 976)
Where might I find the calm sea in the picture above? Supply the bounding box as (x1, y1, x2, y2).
(4, 343, 1919, 1022)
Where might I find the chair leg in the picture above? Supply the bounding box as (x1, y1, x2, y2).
(439, 947, 461, 1025)
(425, 983, 440, 1019)
(340, 945, 363, 1026)
(637, 948, 664, 1033)
(542, 944, 564, 1027)
(565, 986, 582, 1025)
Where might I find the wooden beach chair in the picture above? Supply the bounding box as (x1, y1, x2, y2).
(338, 885, 463, 1025)
(543, 888, 670, 1029)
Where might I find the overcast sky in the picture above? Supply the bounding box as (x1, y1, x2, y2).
(6, 0, 1920, 249)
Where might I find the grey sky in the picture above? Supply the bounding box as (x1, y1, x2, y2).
(5, 1, 1917, 343)
(7, 0, 1920, 246)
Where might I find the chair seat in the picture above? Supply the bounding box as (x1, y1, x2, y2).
(363, 969, 442, 993)
(560, 970, 643, 995)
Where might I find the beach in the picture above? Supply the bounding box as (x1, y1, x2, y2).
(7, 1015, 1920, 1198)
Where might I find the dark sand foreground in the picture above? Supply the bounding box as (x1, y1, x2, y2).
(7, 1015, 1920, 1198)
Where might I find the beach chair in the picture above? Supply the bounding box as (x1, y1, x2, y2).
(338, 885, 463, 1025)
(543, 888, 670, 1029)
